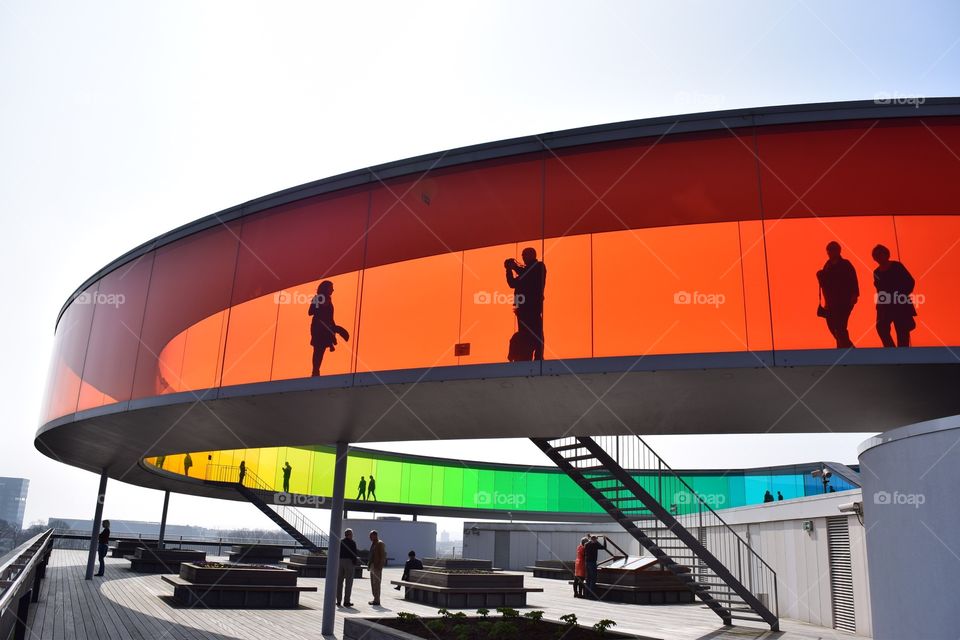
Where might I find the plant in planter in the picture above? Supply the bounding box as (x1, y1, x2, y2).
(593, 620, 617, 636)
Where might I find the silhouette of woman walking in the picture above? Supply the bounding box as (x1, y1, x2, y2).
(308, 280, 350, 376)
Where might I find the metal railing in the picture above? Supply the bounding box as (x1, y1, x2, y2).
(205, 464, 329, 550)
(0, 529, 53, 640)
(551, 435, 779, 619)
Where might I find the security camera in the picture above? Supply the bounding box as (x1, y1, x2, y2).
(837, 501, 862, 516)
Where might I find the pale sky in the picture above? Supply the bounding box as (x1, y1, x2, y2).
(2, 1, 958, 536)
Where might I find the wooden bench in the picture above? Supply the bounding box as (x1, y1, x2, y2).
(280, 560, 363, 579)
(161, 575, 317, 608)
(124, 548, 206, 573)
(390, 579, 542, 608)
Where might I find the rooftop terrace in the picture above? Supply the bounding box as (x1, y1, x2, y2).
(23, 550, 868, 639)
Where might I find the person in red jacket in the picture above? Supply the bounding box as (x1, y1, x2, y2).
(573, 536, 587, 598)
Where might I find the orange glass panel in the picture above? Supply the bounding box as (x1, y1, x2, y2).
(357, 252, 462, 371)
(764, 215, 898, 350)
(131, 224, 239, 398)
(42, 287, 98, 423)
(543, 234, 592, 359)
(737, 220, 773, 351)
(458, 243, 524, 365)
(545, 129, 759, 238)
(221, 294, 278, 387)
(231, 189, 369, 304)
(592, 223, 748, 356)
(272, 272, 360, 380)
(757, 118, 960, 218)
(76, 254, 154, 410)
(364, 157, 542, 269)
(893, 215, 960, 347)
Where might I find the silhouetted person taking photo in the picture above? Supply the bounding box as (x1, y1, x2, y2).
(816, 241, 859, 348)
(282, 461, 292, 493)
(505, 247, 546, 360)
(308, 280, 350, 376)
(356, 476, 367, 500)
(872, 244, 917, 347)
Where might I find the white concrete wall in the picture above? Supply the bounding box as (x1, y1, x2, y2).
(700, 492, 871, 636)
(342, 518, 436, 568)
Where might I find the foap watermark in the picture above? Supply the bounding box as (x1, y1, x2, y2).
(274, 291, 322, 305)
(674, 291, 726, 308)
(473, 291, 524, 306)
(875, 291, 925, 306)
(274, 492, 326, 507)
(474, 491, 526, 507)
(874, 92, 926, 108)
(873, 490, 925, 508)
(75, 291, 126, 308)
(674, 491, 726, 508)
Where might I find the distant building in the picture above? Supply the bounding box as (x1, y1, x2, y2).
(0, 477, 29, 531)
(440, 530, 450, 543)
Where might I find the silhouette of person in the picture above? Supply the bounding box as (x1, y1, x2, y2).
(395, 550, 423, 589)
(777, 491, 784, 501)
(368, 475, 377, 501)
(156, 455, 166, 470)
(763, 490, 774, 503)
(238, 460, 246, 485)
(282, 462, 292, 493)
(816, 241, 859, 348)
(308, 280, 350, 376)
(357, 476, 367, 500)
(95, 519, 110, 576)
(337, 528, 359, 607)
(505, 247, 547, 360)
(872, 244, 917, 347)
(184, 453, 193, 477)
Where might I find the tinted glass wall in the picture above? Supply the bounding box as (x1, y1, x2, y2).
(42, 116, 960, 424)
(146, 446, 857, 517)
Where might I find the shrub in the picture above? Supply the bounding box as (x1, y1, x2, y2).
(523, 610, 545, 622)
(496, 606, 519, 618)
(593, 619, 617, 635)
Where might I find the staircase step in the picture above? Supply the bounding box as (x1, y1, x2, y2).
(729, 615, 765, 623)
(565, 454, 599, 462)
(550, 443, 584, 453)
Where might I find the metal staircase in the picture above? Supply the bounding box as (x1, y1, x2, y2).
(206, 465, 328, 554)
(532, 436, 779, 631)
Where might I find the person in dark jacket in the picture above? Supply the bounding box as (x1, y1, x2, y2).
(583, 534, 602, 599)
(308, 280, 350, 376)
(337, 528, 359, 607)
(872, 244, 917, 347)
(356, 476, 366, 500)
(816, 241, 859, 348)
(395, 550, 424, 589)
(95, 520, 110, 576)
(367, 475, 377, 501)
(505, 248, 547, 360)
(282, 461, 292, 493)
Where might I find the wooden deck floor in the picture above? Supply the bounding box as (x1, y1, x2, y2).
(24, 550, 868, 639)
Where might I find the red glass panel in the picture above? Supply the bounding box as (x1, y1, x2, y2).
(757, 118, 960, 219)
(893, 215, 960, 347)
(544, 129, 759, 238)
(364, 157, 542, 269)
(131, 224, 239, 398)
(764, 215, 898, 350)
(76, 253, 154, 410)
(42, 286, 97, 423)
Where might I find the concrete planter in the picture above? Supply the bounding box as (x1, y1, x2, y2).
(179, 563, 298, 586)
(344, 616, 642, 640)
(409, 569, 523, 589)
